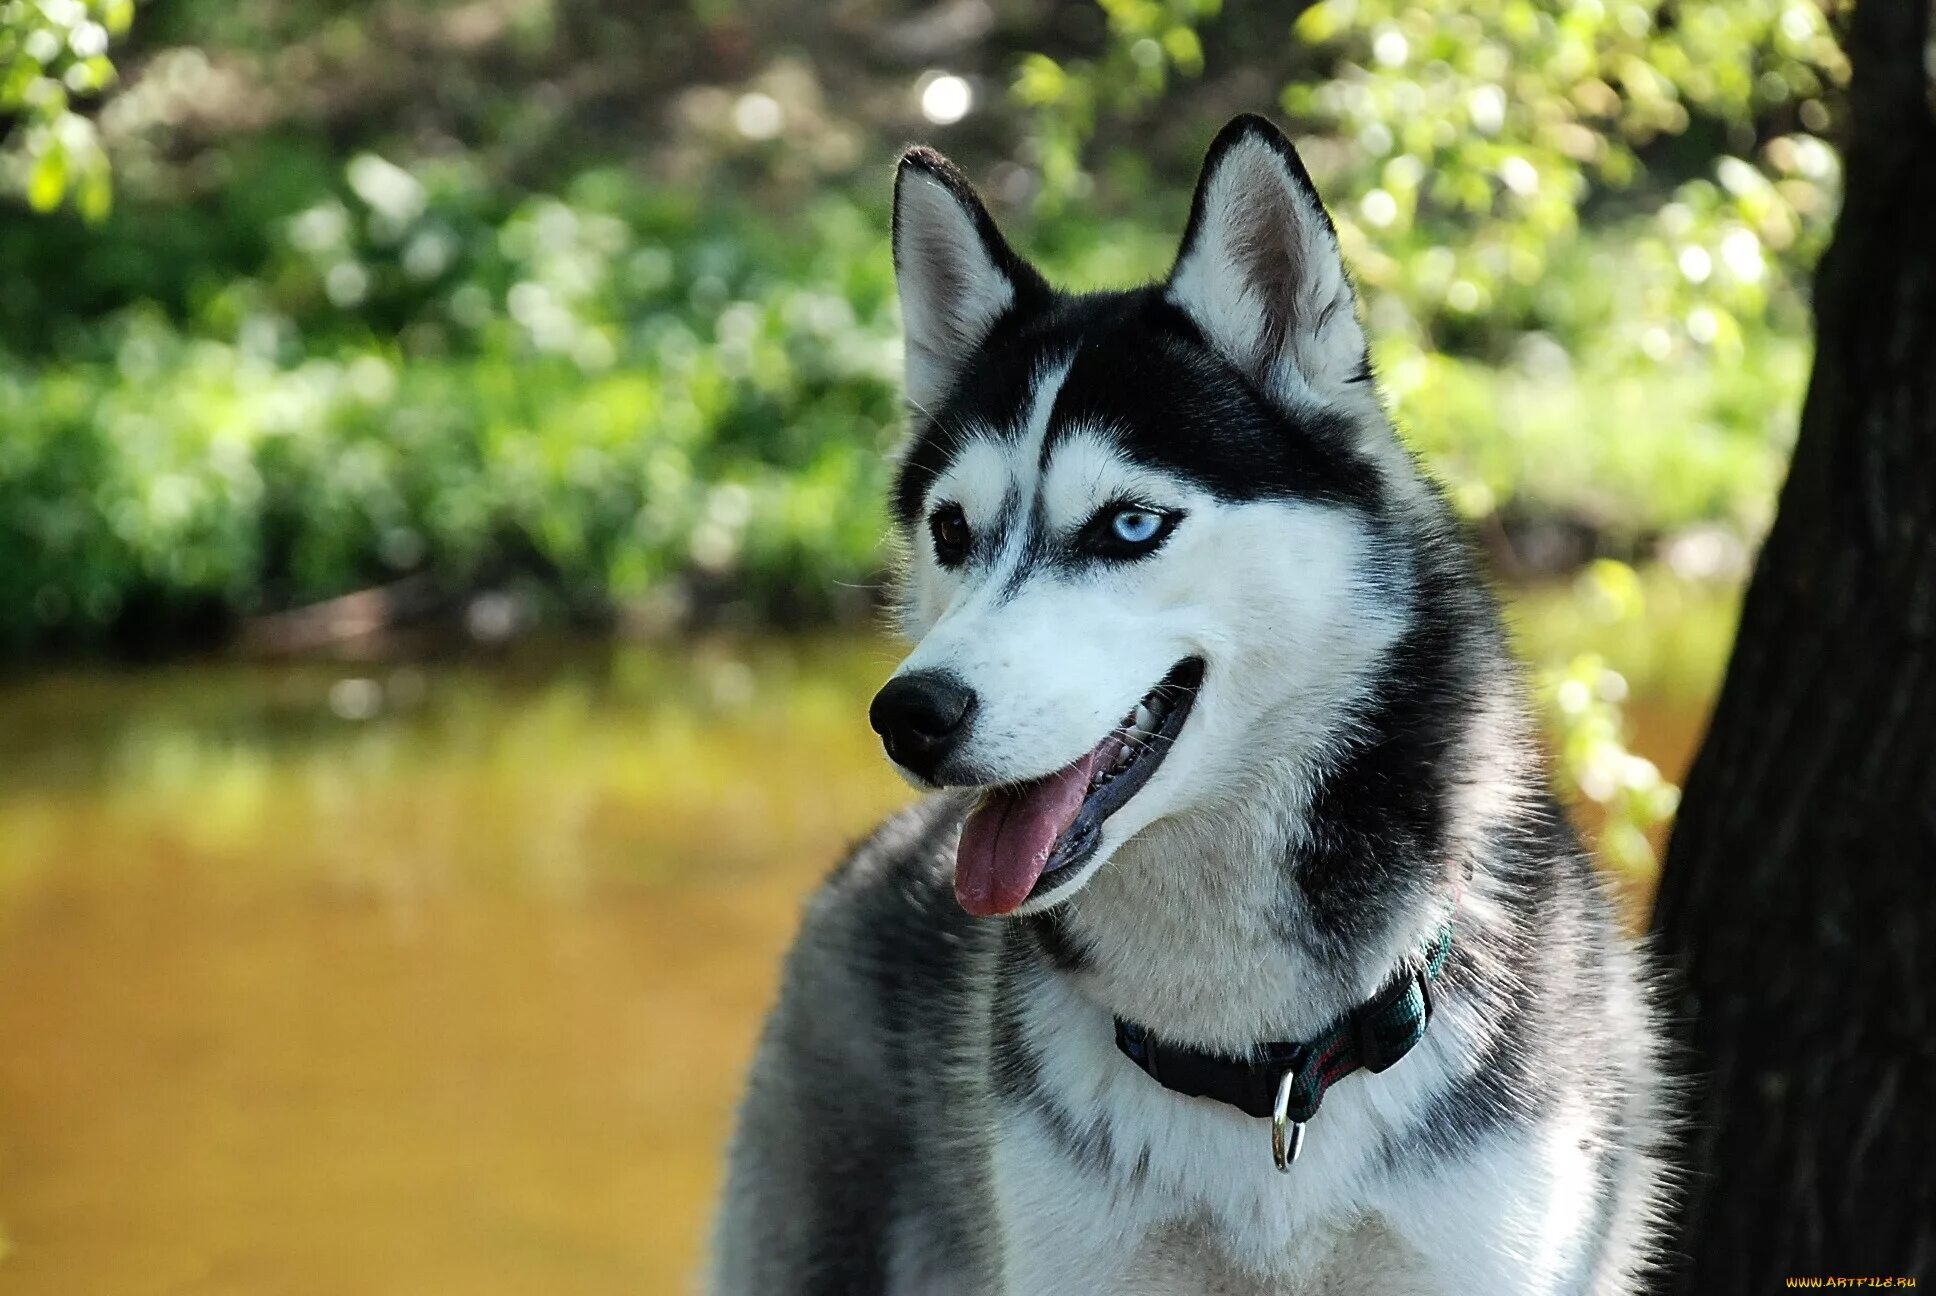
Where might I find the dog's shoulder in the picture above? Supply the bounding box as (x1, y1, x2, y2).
(823, 792, 965, 897)
(715, 794, 1002, 1294)
(729, 791, 985, 1154)
(789, 792, 993, 1017)
(812, 792, 971, 939)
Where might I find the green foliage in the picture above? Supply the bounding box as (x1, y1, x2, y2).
(0, 0, 130, 219)
(0, 164, 908, 649)
(1531, 561, 1694, 885)
(1280, 0, 1843, 523)
(1020, 0, 1843, 532)
(1014, 0, 1222, 212)
(0, 0, 1844, 663)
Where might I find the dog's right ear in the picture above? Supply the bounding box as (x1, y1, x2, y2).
(893, 148, 1045, 413)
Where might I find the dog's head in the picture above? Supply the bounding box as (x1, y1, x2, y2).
(872, 115, 1417, 917)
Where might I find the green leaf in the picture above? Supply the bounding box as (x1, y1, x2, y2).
(77, 158, 113, 223)
(26, 141, 68, 212)
(1161, 25, 1203, 75)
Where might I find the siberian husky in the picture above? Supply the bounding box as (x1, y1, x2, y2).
(712, 115, 1668, 1294)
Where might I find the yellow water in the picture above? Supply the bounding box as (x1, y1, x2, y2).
(0, 626, 1712, 1294)
(0, 639, 912, 1295)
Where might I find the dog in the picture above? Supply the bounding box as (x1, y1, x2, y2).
(711, 114, 1669, 1294)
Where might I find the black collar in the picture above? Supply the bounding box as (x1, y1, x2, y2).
(1112, 925, 1453, 1162)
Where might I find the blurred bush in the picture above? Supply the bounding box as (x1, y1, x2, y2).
(1022, 0, 1843, 531)
(0, 172, 910, 650)
(0, 0, 127, 219)
(0, 0, 1843, 658)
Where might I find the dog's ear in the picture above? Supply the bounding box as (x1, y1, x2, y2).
(893, 148, 1045, 413)
(1168, 115, 1369, 407)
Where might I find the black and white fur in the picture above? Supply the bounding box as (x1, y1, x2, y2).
(712, 115, 1669, 1294)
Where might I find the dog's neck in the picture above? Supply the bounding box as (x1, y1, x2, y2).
(1020, 591, 1525, 1054)
(1021, 794, 1455, 1052)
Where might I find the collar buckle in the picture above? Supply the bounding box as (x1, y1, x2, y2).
(1270, 1067, 1306, 1173)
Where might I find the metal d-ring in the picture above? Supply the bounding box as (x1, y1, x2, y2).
(1271, 1067, 1306, 1173)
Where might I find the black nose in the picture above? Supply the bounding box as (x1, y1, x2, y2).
(869, 671, 976, 778)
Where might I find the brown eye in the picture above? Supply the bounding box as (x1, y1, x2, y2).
(929, 502, 971, 567)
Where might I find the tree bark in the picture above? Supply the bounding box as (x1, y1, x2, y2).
(1649, 0, 1936, 1286)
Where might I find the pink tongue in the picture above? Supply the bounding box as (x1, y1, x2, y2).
(955, 747, 1108, 917)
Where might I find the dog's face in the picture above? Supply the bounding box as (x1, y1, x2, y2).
(872, 116, 1413, 918)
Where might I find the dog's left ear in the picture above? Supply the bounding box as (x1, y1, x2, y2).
(1168, 115, 1370, 407)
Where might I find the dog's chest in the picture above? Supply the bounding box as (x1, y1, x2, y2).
(1123, 1216, 1435, 1296)
(986, 1102, 1435, 1295)
(988, 1148, 1433, 1296)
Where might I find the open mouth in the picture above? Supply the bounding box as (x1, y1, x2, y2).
(954, 657, 1205, 917)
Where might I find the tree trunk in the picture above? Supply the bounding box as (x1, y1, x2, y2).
(1649, 0, 1936, 1286)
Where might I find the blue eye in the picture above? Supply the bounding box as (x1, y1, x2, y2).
(1087, 502, 1180, 557)
(1112, 509, 1163, 545)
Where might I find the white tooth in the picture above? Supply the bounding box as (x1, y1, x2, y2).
(1135, 703, 1157, 733)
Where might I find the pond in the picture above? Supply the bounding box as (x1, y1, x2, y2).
(0, 585, 1730, 1293)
